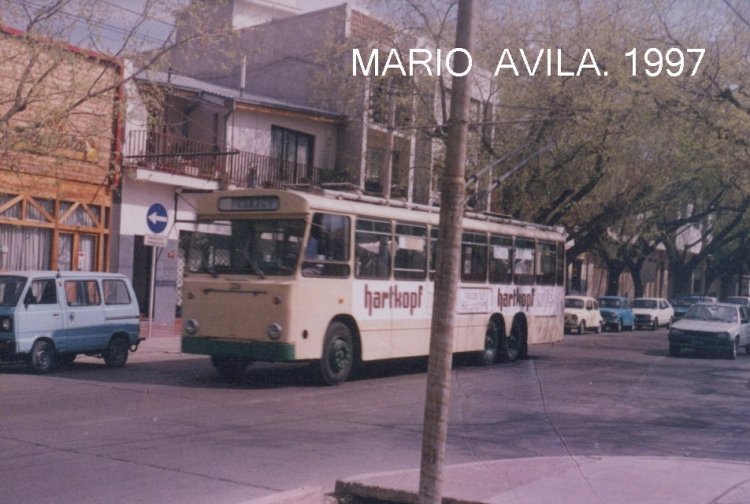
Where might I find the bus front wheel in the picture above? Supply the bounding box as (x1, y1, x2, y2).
(316, 322, 355, 386)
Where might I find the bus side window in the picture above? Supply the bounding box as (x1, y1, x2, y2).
(461, 232, 488, 283)
(514, 238, 535, 285)
(302, 213, 350, 277)
(355, 219, 392, 279)
(536, 241, 556, 285)
(394, 223, 427, 280)
(489, 234, 513, 284)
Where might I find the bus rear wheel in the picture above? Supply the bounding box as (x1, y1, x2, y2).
(478, 319, 501, 366)
(500, 318, 524, 362)
(316, 321, 355, 386)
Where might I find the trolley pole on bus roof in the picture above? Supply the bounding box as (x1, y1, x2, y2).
(418, 1, 474, 502)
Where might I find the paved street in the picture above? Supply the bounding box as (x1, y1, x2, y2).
(1, 325, 750, 503)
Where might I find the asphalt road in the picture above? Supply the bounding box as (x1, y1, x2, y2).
(1, 327, 749, 504)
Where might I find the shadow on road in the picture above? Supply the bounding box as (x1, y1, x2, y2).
(0, 350, 542, 390)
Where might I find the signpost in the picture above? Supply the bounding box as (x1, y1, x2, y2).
(147, 203, 169, 234)
(145, 203, 168, 339)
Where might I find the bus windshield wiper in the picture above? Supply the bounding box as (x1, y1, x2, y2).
(243, 253, 266, 279)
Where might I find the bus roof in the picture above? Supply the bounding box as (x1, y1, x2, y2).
(192, 187, 567, 242)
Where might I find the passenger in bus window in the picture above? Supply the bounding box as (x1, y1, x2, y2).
(306, 214, 323, 259)
(305, 234, 320, 259)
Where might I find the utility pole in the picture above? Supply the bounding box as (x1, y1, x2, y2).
(418, 1, 474, 503)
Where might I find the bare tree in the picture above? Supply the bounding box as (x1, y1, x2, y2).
(0, 0, 232, 165)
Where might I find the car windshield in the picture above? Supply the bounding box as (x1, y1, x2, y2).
(187, 218, 305, 276)
(633, 299, 657, 309)
(565, 298, 585, 309)
(683, 304, 738, 323)
(672, 296, 701, 308)
(0, 275, 27, 307)
(599, 298, 622, 308)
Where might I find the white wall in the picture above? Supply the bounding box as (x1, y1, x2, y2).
(228, 108, 338, 169)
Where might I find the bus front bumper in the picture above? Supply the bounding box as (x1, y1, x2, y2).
(181, 336, 295, 362)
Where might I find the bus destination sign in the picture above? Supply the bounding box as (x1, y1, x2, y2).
(218, 196, 279, 212)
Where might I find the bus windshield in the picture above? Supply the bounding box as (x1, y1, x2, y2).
(187, 219, 305, 276)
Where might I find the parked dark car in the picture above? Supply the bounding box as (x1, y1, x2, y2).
(597, 296, 635, 332)
(668, 302, 750, 359)
(670, 295, 718, 321)
(724, 296, 750, 307)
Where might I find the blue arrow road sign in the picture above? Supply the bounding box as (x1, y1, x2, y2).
(147, 203, 168, 234)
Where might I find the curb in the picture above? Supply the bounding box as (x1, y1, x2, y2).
(335, 480, 482, 504)
(241, 486, 330, 504)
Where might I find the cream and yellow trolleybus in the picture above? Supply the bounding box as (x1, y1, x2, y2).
(181, 187, 566, 385)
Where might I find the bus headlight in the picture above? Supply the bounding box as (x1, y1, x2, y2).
(266, 323, 283, 341)
(184, 319, 199, 336)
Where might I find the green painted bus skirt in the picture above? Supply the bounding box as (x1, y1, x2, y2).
(181, 336, 295, 361)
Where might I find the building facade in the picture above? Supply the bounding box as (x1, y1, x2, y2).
(169, 1, 497, 205)
(0, 27, 120, 273)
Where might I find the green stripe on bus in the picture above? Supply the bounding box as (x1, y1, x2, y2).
(181, 337, 295, 361)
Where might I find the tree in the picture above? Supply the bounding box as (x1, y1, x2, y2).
(0, 0, 232, 166)
(418, 1, 473, 502)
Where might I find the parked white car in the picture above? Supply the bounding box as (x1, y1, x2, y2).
(564, 296, 603, 334)
(632, 297, 674, 330)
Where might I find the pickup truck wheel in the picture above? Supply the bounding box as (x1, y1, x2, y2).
(652, 319, 659, 331)
(578, 321, 585, 335)
(104, 335, 129, 368)
(728, 338, 739, 360)
(28, 340, 56, 374)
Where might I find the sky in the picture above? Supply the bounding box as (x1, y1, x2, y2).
(1, 0, 374, 53)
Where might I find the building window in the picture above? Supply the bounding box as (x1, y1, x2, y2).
(271, 126, 314, 183)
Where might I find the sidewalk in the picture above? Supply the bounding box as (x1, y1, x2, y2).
(137, 319, 183, 354)
(334, 456, 750, 504)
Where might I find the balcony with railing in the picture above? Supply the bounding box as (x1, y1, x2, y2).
(123, 130, 326, 187)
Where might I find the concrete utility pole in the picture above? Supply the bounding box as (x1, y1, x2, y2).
(418, 1, 474, 503)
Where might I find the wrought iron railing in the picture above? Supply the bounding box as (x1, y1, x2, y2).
(123, 130, 325, 187)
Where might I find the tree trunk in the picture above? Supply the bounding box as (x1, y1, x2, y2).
(606, 262, 624, 296)
(670, 262, 693, 296)
(630, 264, 645, 298)
(418, 2, 474, 503)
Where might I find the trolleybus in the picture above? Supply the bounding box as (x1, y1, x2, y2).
(180, 187, 566, 385)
